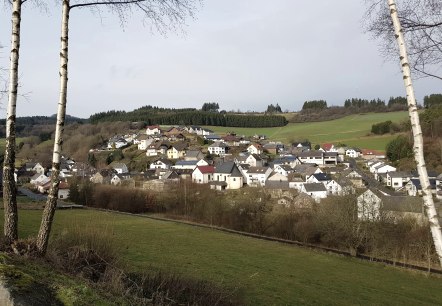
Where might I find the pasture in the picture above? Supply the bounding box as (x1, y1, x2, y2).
(207, 111, 409, 150)
(9, 209, 442, 305)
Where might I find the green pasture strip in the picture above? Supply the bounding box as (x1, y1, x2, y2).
(7, 209, 442, 306)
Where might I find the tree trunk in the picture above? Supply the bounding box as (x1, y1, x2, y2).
(388, 0, 442, 267)
(36, 0, 70, 256)
(3, 0, 23, 243)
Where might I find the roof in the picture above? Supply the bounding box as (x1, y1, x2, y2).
(408, 178, 437, 190)
(175, 160, 198, 166)
(303, 183, 327, 192)
(298, 151, 323, 158)
(321, 143, 334, 151)
(248, 167, 270, 174)
(185, 150, 203, 158)
(170, 142, 188, 151)
(147, 125, 160, 130)
(209, 141, 227, 148)
(153, 158, 173, 165)
(195, 166, 215, 174)
(387, 171, 411, 178)
(311, 173, 331, 181)
(111, 163, 127, 169)
(215, 162, 242, 177)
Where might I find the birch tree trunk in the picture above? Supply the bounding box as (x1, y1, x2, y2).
(3, 0, 23, 243)
(36, 0, 70, 255)
(388, 0, 442, 267)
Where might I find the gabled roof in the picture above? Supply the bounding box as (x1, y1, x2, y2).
(303, 183, 327, 192)
(298, 151, 323, 158)
(321, 143, 334, 151)
(185, 150, 203, 158)
(408, 178, 436, 190)
(248, 167, 270, 174)
(311, 173, 332, 181)
(209, 141, 227, 148)
(147, 125, 160, 130)
(153, 158, 173, 165)
(170, 142, 188, 151)
(387, 171, 411, 178)
(215, 162, 242, 177)
(175, 160, 198, 166)
(195, 165, 215, 174)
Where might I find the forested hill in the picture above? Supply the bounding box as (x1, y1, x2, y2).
(0, 115, 85, 126)
(89, 106, 288, 127)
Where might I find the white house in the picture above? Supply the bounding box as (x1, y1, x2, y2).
(30, 173, 49, 185)
(138, 137, 154, 150)
(146, 125, 161, 135)
(273, 164, 293, 177)
(246, 167, 272, 187)
(111, 163, 129, 174)
(245, 154, 264, 167)
(210, 162, 243, 190)
(247, 144, 262, 155)
(150, 159, 172, 170)
(107, 138, 128, 149)
(386, 171, 412, 190)
(300, 183, 327, 202)
(373, 164, 397, 180)
(357, 189, 424, 222)
(345, 148, 361, 158)
(192, 165, 215, 184)
(208, 142, 228, 156)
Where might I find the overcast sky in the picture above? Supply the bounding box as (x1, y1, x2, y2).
(0, 0, 440, 118)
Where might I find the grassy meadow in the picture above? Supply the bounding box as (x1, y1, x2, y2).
(207, 111, 409, 151)
(8, 209, 442, 305)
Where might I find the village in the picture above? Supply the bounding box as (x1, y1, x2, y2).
(19, 124, 442, 222)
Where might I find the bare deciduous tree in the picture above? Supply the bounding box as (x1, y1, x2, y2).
(36, 0, 198, 255)
(387, 0, 442, 267)
(3, 0, 23, 243)
(365, 0, 442, 80)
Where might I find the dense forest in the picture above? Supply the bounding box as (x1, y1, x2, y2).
(89, 106, 288, 127)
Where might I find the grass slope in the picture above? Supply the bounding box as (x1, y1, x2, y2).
(8, 209, 442, 305)
(207, 112, 409, 150)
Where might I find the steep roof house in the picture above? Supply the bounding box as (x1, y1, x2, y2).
(247, 144, 262, 155)
(300, 183, 327, 202)
(146, 125, 161, 135)
(357, 189, 425, 222)
(167, 142, 187, 159)
(192, 165, 215, 184)
(210, 162, 243, 190)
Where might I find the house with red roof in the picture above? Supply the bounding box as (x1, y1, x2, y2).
(192, 165, 215, 184)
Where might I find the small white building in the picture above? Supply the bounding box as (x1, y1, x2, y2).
(192, 165, 215, 184)
(208, 142, 228, 156)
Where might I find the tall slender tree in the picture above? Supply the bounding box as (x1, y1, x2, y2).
(387, 0, 442, 266)
(3, 0, 23, 243)
(35, 0, 197, 255)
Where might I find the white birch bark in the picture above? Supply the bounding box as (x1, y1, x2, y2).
(36, 0, 70, 255)
(388, 0, 442, 267)
(3, 0, 22, 242)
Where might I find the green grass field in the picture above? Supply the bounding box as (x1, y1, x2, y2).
(206, 112, 409, 151)
(8, 209, 442, 305)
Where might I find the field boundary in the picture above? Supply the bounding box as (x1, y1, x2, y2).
(86, 207, 442, 275)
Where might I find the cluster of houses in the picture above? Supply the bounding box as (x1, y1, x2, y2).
(19, 124, 441, 224)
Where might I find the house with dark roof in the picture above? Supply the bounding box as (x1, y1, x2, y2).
(300, 183, 327, 202)
(210, 162, 243, 190)
(405, 178, 437, 196)
(167, 142, 188, 159)
(357, 189, 425, 222)
(184, 150, 205, 161)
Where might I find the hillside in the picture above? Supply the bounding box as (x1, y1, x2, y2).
(8, 209, 442, 305)
(207, 111, 409, 150)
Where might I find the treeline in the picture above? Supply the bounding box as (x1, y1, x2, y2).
(291, 96, 411, 123)
(302, 100, 327, 110)
(0, 115, 84, 138)
(90, 109, 288, 127)
(424, 94, 442, 108)
(266, 103, 282, 113)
